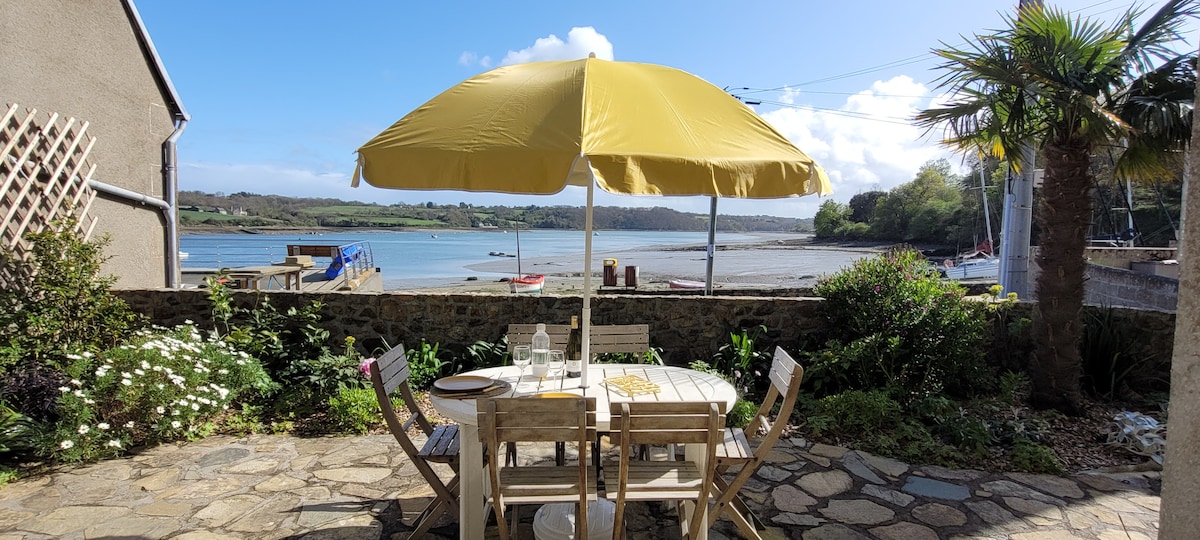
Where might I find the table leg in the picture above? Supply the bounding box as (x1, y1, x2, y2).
(459, 424, 485, 538)
(684, 442, 710, 540)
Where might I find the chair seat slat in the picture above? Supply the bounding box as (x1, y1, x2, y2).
(715, 427, 754, 461)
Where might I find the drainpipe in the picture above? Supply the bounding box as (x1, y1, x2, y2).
(88, 180, 170, 214)
(163, 118, 186, 288)
(88, 177, 173, 286)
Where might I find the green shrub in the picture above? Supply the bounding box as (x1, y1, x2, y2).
(45, 324, 272, 463)
(807, 390, 901, 436)
(0, 403, 39, 461)
(1010, 438, 1064, 475)
(710, 325, 773, 398)
(461, 338, 508, 371)
(808, 248, 992, 399)
(1081, 307, 1167, 400)
(327, 387, 379, 434)
(278, 337, 368, 411)
(407, 340, 447, 390)
(727, 398, 758, 428)
(0, 222, 143, 372)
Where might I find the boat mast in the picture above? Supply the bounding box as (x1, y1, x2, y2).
(980, 158, 994, 254)
(515, 220, 522, 276)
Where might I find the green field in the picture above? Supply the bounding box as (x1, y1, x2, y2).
(180, 210, 252, 222)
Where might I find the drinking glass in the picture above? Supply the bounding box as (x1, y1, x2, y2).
(512, 345, 531, 379)
(548, 350, 565, 377)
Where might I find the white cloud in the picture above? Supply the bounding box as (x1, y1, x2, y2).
(458, 51, 492, 68)
(760, 75, 959, 204)
(501, 27, 615, 65)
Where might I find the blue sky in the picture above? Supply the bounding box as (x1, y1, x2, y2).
(134, 1, 1198, 219)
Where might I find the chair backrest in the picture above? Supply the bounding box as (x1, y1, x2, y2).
(608, 401, 723, 447)
(609, 401, 723, 539)
(588, 324, 650, 355)
(477, 396, 598, 447)
(368, 344, 435, 457)
(506, 323, 571, 352)
(477, 396, 597, 538)
(746, 346, 805, 452)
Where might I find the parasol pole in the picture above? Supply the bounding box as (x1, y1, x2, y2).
(705, 196, 717, 296)
(580, 163, 595, 388)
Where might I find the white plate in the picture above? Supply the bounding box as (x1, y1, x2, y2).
(433, 375, 493, 392)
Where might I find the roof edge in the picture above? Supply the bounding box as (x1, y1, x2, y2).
(121, 0, 190, 122)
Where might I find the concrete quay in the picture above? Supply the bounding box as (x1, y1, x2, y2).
(0, 433, 1161, 539)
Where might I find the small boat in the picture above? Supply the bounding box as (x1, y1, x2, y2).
(940, 256, 999, 280)
(489, 251, 505, 257)
(669, 279, 706, 290)
(431, 234, 438, 238)
(510, 274, 545, 294)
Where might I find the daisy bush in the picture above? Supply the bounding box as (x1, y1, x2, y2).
(48, 323, 272, 462)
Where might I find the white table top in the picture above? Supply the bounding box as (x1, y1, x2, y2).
(430, 364, 738, 430)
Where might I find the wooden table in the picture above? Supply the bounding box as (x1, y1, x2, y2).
(431, 364, 737, 540)
(226, 265, 303, 290)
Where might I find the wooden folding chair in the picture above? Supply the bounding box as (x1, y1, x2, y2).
(504, 323, 572, 466)
(368, 344, 461, 539)
(478, 396, 597, 540)
(708, 346, 805, 540)
(605, 401, 724, 540)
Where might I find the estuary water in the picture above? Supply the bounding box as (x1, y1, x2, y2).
(180, 229, 765, 289)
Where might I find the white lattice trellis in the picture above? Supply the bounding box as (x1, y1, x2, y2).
(1, 102, 99, 259)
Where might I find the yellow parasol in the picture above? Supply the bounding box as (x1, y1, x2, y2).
(353, 55, 831, 387)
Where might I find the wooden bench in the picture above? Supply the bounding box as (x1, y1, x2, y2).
(506, 323, 570, 351)
(286, 244, 341, 258)
(588, 324, 650, 355)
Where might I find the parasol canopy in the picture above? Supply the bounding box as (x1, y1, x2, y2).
(353, 55, 832, 387)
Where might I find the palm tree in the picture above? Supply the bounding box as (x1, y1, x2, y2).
(916, 1, 1197, 413)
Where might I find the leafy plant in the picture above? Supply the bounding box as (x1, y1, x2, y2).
(461, 337, 508, 370)
(807, 248, 993, 399)
(407, 340, 447, 390)
(45, 324, 272, 463)
(710, 325, 772, 397)
(327, 387, 380, 434)
(0, 220, 143, 371)
(1081, 306, 1165, 400)
(594, 347, 665, 365)
(727, 398, 758, 428)
(0, 403, 40, 461)
(1009, 438, 1064, 475)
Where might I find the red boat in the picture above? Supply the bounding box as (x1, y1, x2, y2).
(510, 274, 545, 294)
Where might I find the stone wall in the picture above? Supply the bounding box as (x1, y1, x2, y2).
(1085, 264, 1179, 312)
(116, 289, 824, 366)
(1085, 246, 1177, 269)
(115, 289, 1176, 372)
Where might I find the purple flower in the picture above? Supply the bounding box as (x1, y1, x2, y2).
(359, 358, 375, 378)
(873, 285, 882, 292)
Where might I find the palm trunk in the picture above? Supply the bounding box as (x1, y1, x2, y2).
(1030, 138, 1091, 414)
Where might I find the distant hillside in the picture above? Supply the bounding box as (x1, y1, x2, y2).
(179, 191, 815, 232)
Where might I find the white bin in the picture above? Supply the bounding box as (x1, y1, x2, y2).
(533, 499, 616, 540)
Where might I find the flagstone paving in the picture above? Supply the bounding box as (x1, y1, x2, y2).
(0, 433, 1161, 539)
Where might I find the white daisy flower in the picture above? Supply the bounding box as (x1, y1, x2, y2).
(60, 440, 74, 449)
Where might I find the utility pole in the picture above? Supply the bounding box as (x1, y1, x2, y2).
(998, 0, 1040, 299)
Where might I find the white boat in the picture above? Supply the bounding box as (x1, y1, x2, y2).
(940, 257, 999, 280)
(668, 279, 706, 290)
(509, 274, 545, 294)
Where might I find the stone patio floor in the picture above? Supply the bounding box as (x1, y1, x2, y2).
(0, 432, 1161, 539)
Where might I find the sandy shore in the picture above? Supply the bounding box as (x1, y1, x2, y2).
(395, 233, 890, 294)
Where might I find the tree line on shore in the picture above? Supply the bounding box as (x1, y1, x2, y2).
(178, 191, 815, 232)
(814, 159, 1182, 249)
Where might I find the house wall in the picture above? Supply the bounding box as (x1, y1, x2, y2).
(1, 0, 176, 287)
